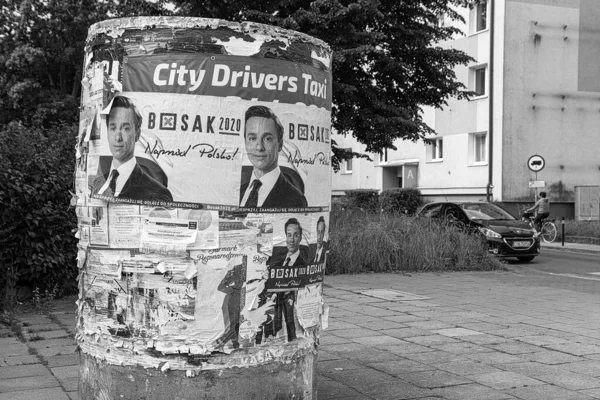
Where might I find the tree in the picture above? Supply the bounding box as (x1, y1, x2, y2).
(172, 0, 474, 165)
(0, 0, 173, 128)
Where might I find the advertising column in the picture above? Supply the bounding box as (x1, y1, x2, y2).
(75, 17, 332, 399)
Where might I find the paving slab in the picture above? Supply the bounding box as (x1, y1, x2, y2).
(51, 365, 79, 380)
(0, 364, 49, 380)
(0, 388, 70, 400)
(468, 371, 545, 390)
(0, 375, 60, 392)
(25, 330, 70, 340)
(506, 384, 598, 400)
(45, 354, 80, 368)
(35, 345, 78, 358)
(433, 383, 516, 400)
(535, 370, 600, 390)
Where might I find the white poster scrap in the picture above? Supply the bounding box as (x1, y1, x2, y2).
(140, 217, 198, 255)
(87, 249, 130, 277)
(90, 205, 109, 246)
(108, 204, 142, 248)
(295, 283, 322, 329)
(178, 209, 219, 250)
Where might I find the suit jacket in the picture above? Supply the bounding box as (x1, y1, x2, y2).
(92, 163, 173, 202)
(269, 246, 308, 267)
(308, 242, 328, 263)
(240, 173, 307, 208)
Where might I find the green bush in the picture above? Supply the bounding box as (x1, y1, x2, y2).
(0, 123, 78, 305)
(344, 189, 380, 212)
(327, 208, 503, 274)
(380, 188, 423, 215)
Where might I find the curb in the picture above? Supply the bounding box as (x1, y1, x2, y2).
(541, 243, 600, 255)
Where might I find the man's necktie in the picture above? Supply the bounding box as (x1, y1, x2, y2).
(244, 179, 262, 207)
(104, 170, 119, 196)
(314, 251, 319, 263)
(284, 257, 291, 267)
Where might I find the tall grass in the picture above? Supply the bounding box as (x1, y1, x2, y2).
(328, 209, 503, 274)
(562, 219, 600, 244)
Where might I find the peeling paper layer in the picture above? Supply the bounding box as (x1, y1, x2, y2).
(77, 16, 331, 371)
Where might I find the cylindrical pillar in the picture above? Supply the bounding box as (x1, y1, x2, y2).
(74, 16, 332, 399)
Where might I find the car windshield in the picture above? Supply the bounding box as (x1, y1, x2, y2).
(459, 203, 516, 220)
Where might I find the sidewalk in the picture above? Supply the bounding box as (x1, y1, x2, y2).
(542, 239, 600, 254)
(0, 299, 78, 400)
(1, 243, 599, 399)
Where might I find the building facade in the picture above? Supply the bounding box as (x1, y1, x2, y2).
(332, 0, 600, 219)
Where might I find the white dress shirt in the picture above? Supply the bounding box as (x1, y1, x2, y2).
(240, 166, 281, 207)
(284, 249, 301, 266)
(313, 246, 324, 263)
(98, 157, 137, 197)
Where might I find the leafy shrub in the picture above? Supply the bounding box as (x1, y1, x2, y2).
(0, 122, 78, 305)
(380, 188, 423, 215)
(327, 208, 503, 274)
(344, 189, 380, 212)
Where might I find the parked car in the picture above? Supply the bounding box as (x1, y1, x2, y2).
(417, 201, 540, 262)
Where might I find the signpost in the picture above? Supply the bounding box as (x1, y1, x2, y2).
(527, 154, 545, 200)
(528, 180, 545, 188)
(527, 154, 545, 172)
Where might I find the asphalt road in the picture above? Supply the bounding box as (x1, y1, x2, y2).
(523, 248, 600, 278)
(498, 247, 600, 296)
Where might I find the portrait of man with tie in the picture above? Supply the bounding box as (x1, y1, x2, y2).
(260, 217, 307, 343)
(90, 95, 172, 202)
(308, 216, 328, 264)
(239, 105, 308, 208)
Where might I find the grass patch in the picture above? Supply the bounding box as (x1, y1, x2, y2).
(562, 219, 600, 244)
(27, 327, 55, 334)
(328, 209, 504, 274)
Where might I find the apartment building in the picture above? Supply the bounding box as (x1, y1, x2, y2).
(332, 0, 600, 219)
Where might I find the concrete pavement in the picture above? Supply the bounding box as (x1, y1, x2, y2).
(0, 241, 598, 400)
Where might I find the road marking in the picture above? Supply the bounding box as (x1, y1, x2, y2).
(547, 272, 600, 282)
(357, 289, 430, 301)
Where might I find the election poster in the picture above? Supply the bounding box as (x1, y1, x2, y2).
(86, 53, 331, 212)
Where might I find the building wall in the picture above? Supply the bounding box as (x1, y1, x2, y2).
(503, 0, 600, 204)
(330, 134, 378, 196)
(331, 0, 600, 217)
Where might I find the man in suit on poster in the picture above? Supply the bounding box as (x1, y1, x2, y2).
(239, 105, 307, 208)
(91, 95, 172, 202)
(308, 216, 328, 263)
(255, 218, 306, 343)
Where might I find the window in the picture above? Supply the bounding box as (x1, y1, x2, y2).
(433, 139, 443, 160)
(475, 1, 487, 32)
(468, 131, 487, 165)
(344, 148, 353, 173)
(379, 148, 388, 163)
(474, 67, 486, 96)
(436, 12, 445, 28)
(427, 138, 443, 161)
(474, 133, 487, 163)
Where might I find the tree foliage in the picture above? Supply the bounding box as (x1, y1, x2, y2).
(0, 0, 474, 293)
(0, 123, 78, 295)
(172, 0, 474, 156)
(0, 0, 173, 128)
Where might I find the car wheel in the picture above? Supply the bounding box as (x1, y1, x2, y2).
(517, 256, 535, 263)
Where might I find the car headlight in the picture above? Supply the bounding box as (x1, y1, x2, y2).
(478, 227, 502, 239)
